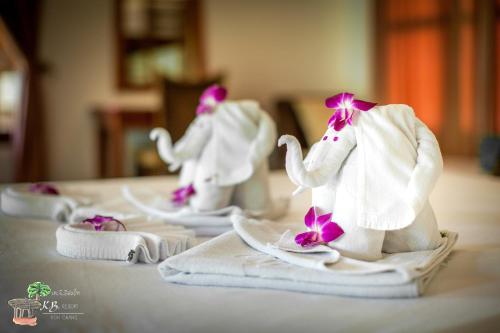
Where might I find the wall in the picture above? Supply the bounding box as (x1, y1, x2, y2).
(40, 0, 159, 180)
(202, 0, 374, 112)
(39, 0, 373, 180)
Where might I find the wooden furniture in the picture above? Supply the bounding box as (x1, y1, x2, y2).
(93, 107, 161, 178)
(161, 76, 222, 142)
(114, 0, 205, 89)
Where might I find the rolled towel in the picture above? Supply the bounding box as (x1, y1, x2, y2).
(56, 213, 194, 264)
(0, 185, 91, 222)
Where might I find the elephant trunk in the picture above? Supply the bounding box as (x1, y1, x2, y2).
(150, 128, 182, 171)
(278, 135, 330, 190)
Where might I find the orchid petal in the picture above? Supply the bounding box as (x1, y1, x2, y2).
(196, 104, 212, 115)
(304, 207, 316, 229)
(333, 118, 346, 131)
(352, 99, 377, 111)
(321, 222, 344, 243)
(29, 183, 59, 196)
(295, 231, 321, 247)
(325, 92, 354, 109)
(199, 84, 227, 104)
(171, 183, 196, 206)
(316, 213, 332, 227)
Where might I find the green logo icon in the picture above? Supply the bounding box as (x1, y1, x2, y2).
(8, 282, 51, 326)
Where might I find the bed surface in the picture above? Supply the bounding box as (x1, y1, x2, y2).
(1, 159, 500, 333)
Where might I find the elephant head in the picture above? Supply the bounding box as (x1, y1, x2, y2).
(278, 125, 356, 192)
(150, 114, 212, 173)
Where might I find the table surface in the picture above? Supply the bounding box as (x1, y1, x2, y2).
(1, 159, 500, 333)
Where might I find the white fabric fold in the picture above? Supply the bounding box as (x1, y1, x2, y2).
(122, 186, 289, 236)
(158, 218, 457, 298)
(0, 186, 91, 222)
(57, 211, 194, 264)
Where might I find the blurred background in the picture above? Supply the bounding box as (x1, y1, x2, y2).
(0, 0, 498, 182)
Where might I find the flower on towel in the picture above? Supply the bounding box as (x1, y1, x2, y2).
(171, 183, 196, 206)
(295, 207, 344, 247)
(325, 92, 376, 132)
(82, 215, 126, 231)
(29, 183, 59, 195)
(196, 84, 227, 115)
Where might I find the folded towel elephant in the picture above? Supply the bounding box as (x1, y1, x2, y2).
(279, 103, 444, 261)
(151, 98, 281, 215)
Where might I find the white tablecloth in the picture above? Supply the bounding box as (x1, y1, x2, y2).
(1, 159, 500, 332)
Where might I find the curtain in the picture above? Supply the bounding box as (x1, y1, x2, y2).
(376, 0, 498, 156)
(0, 0, 45, 181)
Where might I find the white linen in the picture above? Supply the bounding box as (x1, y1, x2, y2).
(122, 185, 289, 236)
(152, 100, 286, 215)
(279, 104, 443, 260)
(158, 227, 456, 298)
(57, 209, 194, 263)
(0, 185, 91, 222)
(158, 217, 457, 298)
(1, 164, 499, 332)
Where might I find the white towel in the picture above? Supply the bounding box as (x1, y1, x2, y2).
(279, 104, 444, 260)
(0, 186, 91, 222)
(122, 186, 289, 236)
(158, 218, 457, 298)
(57, 209, 194, 264)
(151, 100, 289, 216)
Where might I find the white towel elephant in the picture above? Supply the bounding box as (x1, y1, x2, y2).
(279, 104, 444, 261)
(151, 100, 279, 214)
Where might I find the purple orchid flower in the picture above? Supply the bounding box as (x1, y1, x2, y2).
(196, 84, 227, 115)
(171, 183, 196, 206)
(295, 207, 344, 247)
(29, 183, 59, 195)
(325, 92, 377, 131)
(82, 215, 126, 231)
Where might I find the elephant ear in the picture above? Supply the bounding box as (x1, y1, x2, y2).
(205, 101, 273, 186)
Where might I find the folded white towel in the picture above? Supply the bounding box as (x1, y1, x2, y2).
(279, 104, 444, 260)
(122, 186, 289, 236)
(158, 218, 457, 298)
(0, 186, 91, 222)
(57, 210, 194, 264)
(151, 100, 289, 217)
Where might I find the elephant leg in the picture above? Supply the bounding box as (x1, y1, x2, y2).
(190, 169, 234, 211)
(383, 201, 443, 253)
(179, 159, 197, 186)
(231, 162, 272, 212)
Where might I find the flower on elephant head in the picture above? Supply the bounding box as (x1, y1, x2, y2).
(29, 183, 59, 195)
(171, 183, 196, 206)
(82, 215, 126, 231)
(196, 84, 227, 115)
(295, 207, 344, 247)
(325, 92, 376, 132)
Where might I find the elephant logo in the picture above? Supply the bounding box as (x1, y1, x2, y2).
(7, 281, 51, 326)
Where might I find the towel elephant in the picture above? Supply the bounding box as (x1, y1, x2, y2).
(279, 103, 444, 261)
(151, 99, 277, 214)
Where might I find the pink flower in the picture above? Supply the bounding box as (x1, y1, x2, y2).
(82, 215, 126, 231)
(325, 92, 376, 131)
(295, 207, 344, 247)
(171, 184, 196, 206)
(29, 183, 59, 195)
(196, 84, 227, 115)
